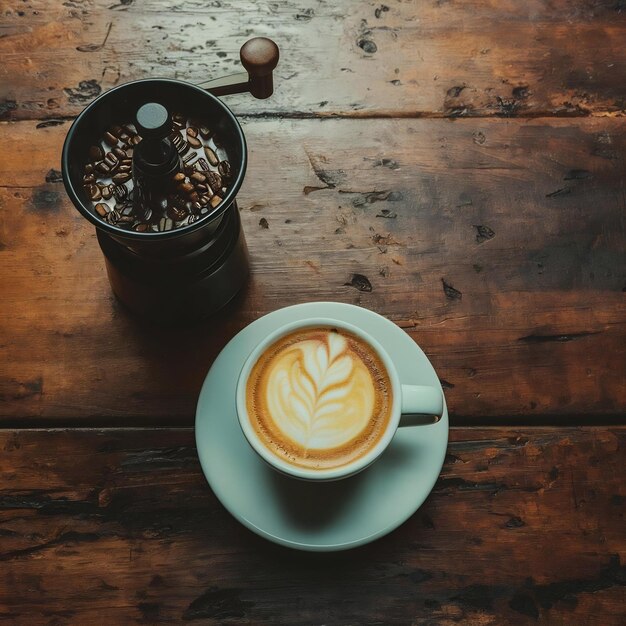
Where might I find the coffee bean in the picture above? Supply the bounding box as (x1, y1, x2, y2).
(173, 113, 186, 127)
(110, 125, 124, 137)
(196, 183, 208, 194)
(130, 135, 142, 146)
(186, 126, 198, 138)
(195, 158, 209, 171)
(183, 152, 197, 164)
(95, 161, 111, 175)
(83, 173, 96, 184)
(167, 204, 188, 221)
(178, 182, 194, 195)
(210, 195, 222, 208)
(190, 172, 205, 184)
(112, 184, 128, 201)
(123, 124, 136, 135)
(89, 145, 104, 160)
(117, 164, 132, 174)
(104, 154, 119, 173)
(104, 131, 118, 147)
(107, 209, 121, 224)
(95, 202, 109, 217)
(199, 126, 212, 139)
(176, 139, 190, 156)
(114, 200, 128, 211)
(113, 147, 127, 160)
(112, 172, 131, 184)
(173, 172, 186, 183)
(192, 201, 202, 211)
(119, 132, 131, 144)
(187, 136, 202, 149)
(203, 171, 221, 194)
(204, 147, 219, 166)
(101, 185, 113, 200)
(134, 223, 148, 232)
(117, 215, 134, 224)
(189, 191, 200, 203)
(84, 163, 95, 174)
(199, 195, 210, 206)
(120, 158, 132, 167)
(188, 213, 199, 224)
(184, 164, 195, 176)
(169, 193, 186, 207)
(218, 160, 232, 179)
(86, 184, 102, 201)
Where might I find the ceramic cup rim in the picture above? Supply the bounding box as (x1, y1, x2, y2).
(235, 317, 403, 481)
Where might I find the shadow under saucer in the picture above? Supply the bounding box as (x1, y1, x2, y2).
(265, 436, 418, 532)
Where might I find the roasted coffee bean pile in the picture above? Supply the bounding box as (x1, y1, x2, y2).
(83, 114, 232, 232)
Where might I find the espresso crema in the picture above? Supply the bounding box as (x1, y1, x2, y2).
(245, 327, 393, 470)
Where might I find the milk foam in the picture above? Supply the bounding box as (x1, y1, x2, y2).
(264, 332, 375, 449)
(246, 327, 393, 470)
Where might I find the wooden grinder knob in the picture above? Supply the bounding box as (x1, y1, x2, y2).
(240, 37, 280, 99)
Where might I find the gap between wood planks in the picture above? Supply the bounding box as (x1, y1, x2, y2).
(0, 414, 624, 430)
(5, 110, 626, 127)
(0, 423, 623, 434)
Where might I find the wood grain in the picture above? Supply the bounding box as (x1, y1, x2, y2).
(1, 117, 624, 424)
(0, 427, 624, 624)
(1, 0, 625, 121)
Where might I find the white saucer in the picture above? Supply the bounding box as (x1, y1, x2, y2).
(195, 302, 448, 551)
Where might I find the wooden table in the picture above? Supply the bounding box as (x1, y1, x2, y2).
(1, 1, 625, 623)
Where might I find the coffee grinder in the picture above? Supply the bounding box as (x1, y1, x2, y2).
(61, 38, 279, 322)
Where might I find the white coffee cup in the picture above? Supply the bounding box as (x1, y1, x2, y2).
(236, 317, 444, 481)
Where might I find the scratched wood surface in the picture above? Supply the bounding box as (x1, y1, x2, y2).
(1, 117, 625, 423)
(1, 1, 625, 623)
(1, 0, 626, 121)
(0, 427, 624, 624)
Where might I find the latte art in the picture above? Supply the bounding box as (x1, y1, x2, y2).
(266, 332, 375, 449)
(246, 327, 393, 470)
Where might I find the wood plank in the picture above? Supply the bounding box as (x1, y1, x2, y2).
(0, 427, 624, 624)
(1, 117, 624, 423)
(1, 0, 625, 120)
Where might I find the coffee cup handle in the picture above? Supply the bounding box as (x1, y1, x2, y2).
(398, 385, 444, 426)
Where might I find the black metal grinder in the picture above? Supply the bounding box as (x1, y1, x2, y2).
(61, 38, 279, 322)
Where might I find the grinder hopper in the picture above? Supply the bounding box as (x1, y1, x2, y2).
(61, 38, 279, 322)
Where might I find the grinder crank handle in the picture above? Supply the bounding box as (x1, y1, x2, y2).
(198, 37, 279, 99)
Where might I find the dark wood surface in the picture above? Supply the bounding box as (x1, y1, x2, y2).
(1, 0, 626, 120)
(1, 428, 624, 625)
(1, 118, 624, 423)
(1, 0, 625, 623)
